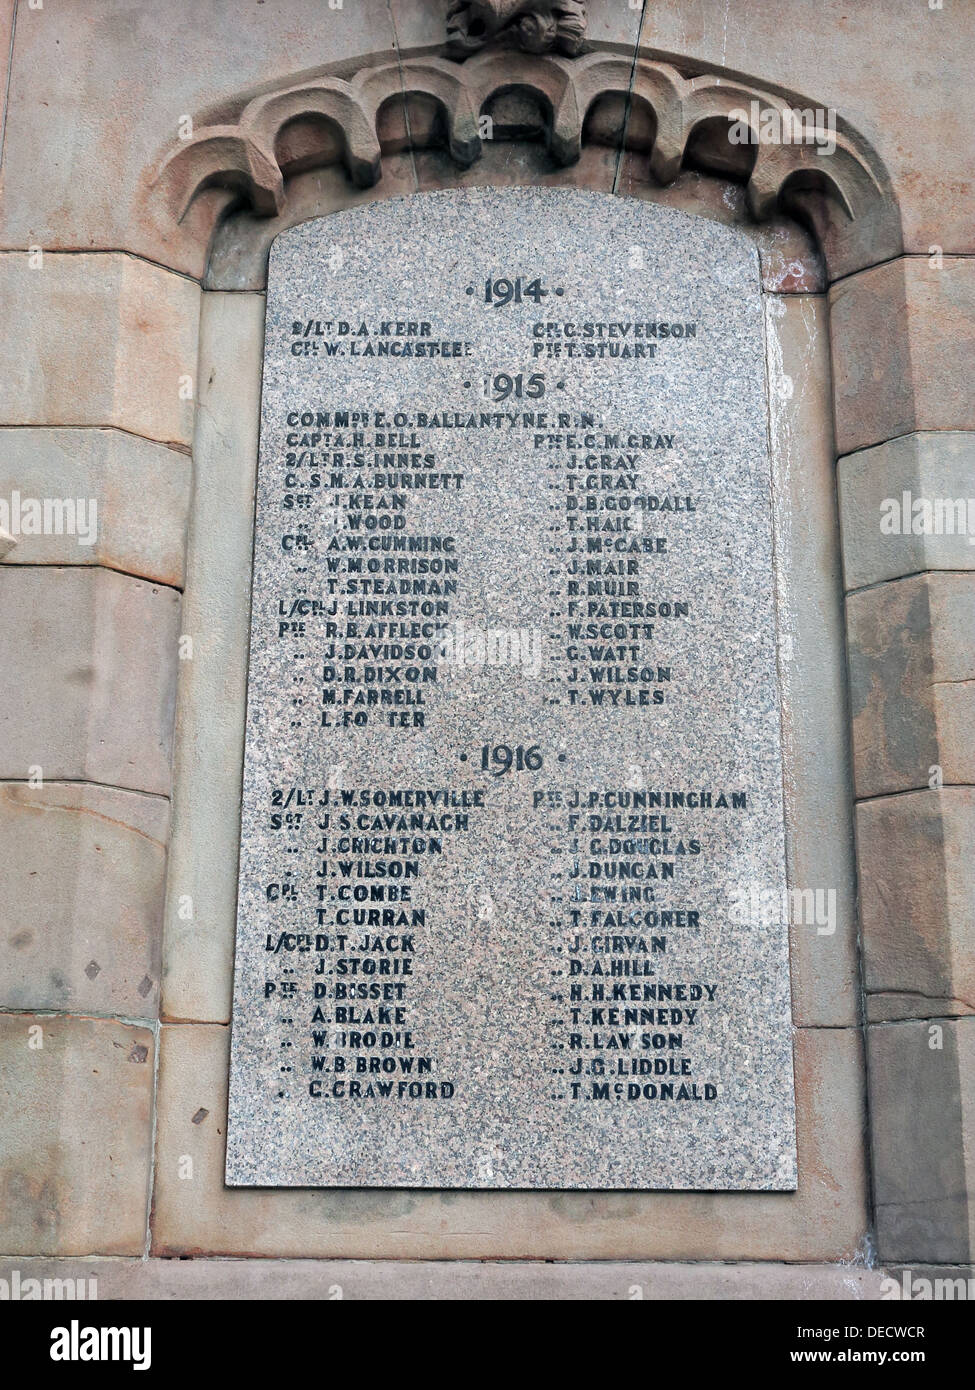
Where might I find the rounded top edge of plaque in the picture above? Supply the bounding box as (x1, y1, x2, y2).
(266, 186, 762, 280)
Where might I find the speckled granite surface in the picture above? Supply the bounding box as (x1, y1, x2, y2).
(226, 189, 795, 1189)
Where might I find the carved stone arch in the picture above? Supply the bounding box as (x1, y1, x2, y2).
(149, 45, 900, 287)
(243, 85, 383, 190)
(355, 60, 484, 166)
(573, 52, 661, 154)
(448, 50, 586, 163)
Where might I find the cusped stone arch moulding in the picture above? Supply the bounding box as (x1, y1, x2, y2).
(150, 43, 900, 286)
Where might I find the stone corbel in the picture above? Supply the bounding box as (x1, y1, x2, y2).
(443, 1, 588, 59)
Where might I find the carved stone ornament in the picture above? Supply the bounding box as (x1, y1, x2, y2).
(444, 0, 587, 59)
(151, 48, 899, 284)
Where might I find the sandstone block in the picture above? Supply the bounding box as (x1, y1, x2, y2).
(839, 432, 975, 590)
(0, 427, 190, 586)
(0, 1014, 154, 1256)
(830, 258, 975, 455)
(0, 782, 169, 1016)
(0, 253, 199, 447)
(867, 1017, 975, 1263)
(858, 789, 975, 1023)
(847, 573, 975, 798)
(0, 567, 181, 796)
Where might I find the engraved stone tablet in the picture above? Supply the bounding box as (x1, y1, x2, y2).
(226, 188, 797, 1189)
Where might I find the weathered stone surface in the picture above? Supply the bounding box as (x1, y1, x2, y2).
(0, 428, 191, 586)
(229, 190, 794, 1190)
(0, 1014, 154, 1256)
(162, 293, 264, 1023)
(208, 38, 840, 306)
(0, 1, 399, 277)
(0, 254, 199, 447)
(150, 42, 897, 283)
(765, 294, 857, 1027)
(0, 1254, 889, 1300)
(0, 2, 12, 141)
(635, 6, 973, 260)
(838, 433, 975, 591)
(858, 788, 975, 1024)
(867, 1017, 975, 1264)
(620, 163, 825, 294)
(0, 567, 181, 796)
(830, 258, 975, 456)
(846, 572, 975, 799)
(0, 782, 168, 1016)
(153, 1023, 865, 1259)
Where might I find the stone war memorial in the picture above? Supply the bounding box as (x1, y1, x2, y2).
(0, 0, 973, 1326)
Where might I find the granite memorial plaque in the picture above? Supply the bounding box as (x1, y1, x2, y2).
(226, 188, 797, 1189)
